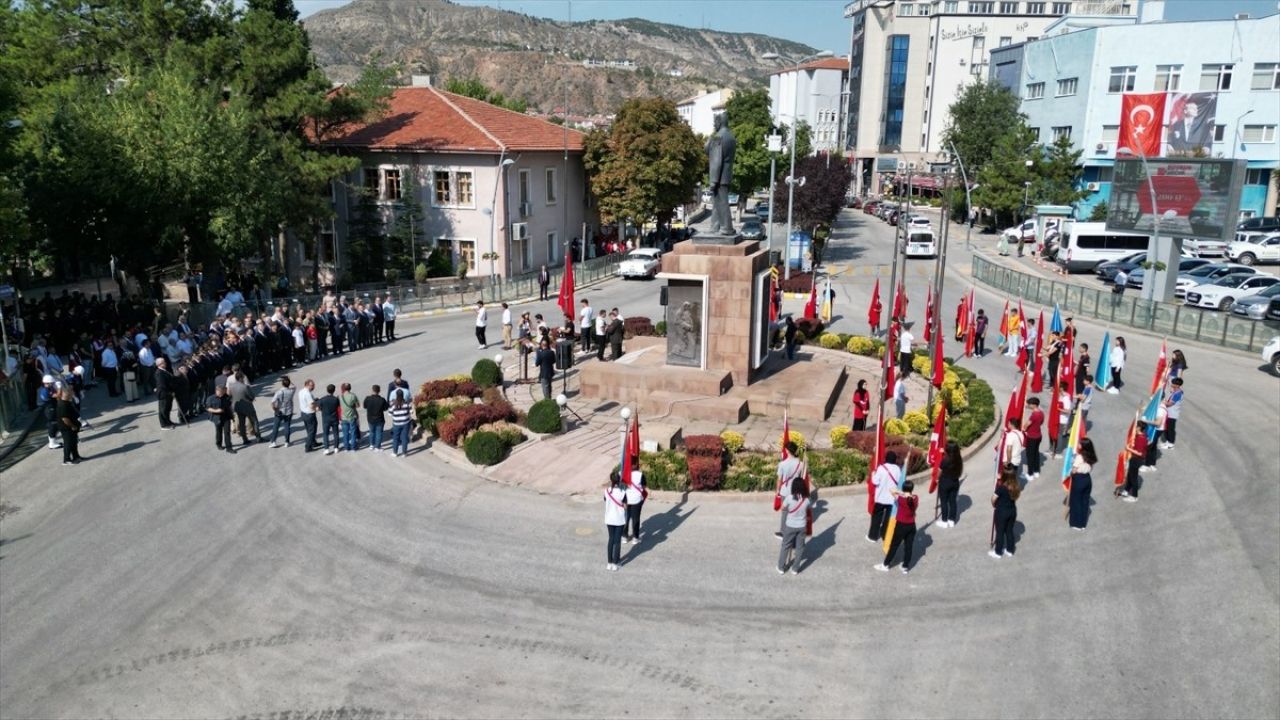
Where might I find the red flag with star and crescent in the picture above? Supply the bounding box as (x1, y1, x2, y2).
(868, 279, 882, 331)
(1119, 92, 1167, 158)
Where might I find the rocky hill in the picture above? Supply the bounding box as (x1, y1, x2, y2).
(303, 0, 820, 117)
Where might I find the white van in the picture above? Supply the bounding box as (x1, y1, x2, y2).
(1055, 222, 1149, 273)
(904, 228, 937, 258)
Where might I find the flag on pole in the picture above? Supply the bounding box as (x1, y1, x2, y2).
(893, 280, 907, 321)
(964, 291, 976, 357)
(1060, 405, 1084, 491)
(1031, 310, 1046, 393)
(780, 410, 791, 460)
(997, 301, 1010, 349)
(820, 275, 833, 323)
(882, 453, 909, 555)
(924, 286, 934, 344)
(803, 448, 814, 537)
(1115, 420, 1137, 488)
(868, 279, 882, 331)
(620, 416, 633, 486)
(1150, 339, 1168, 394)
(1047, 377, 1062, 445)
(629, 412, 641, 469)
(1140, 387, 1163, 426)
(1050, 303, 1064, 334)
(803, 278, 818, 320)
(883, 323, 897, 402)
(931, 330, 945, 390)
(1094, 332, 1113, 389)
(928, 405, 947, 494)
(955, 296, 967, 341)
(867, 419, 885, 514)
(557, 254, 576, 321)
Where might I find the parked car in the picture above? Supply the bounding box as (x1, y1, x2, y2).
(754, 203, 771, 219)
(1227, 233, 1280, 266)
(863, 200, 880, 215)
(739, 219, 765, 241)
(617, 248, 662, 279)
(1002, 220, 1037, 242)
(887, 209, 901, 225)
(1262, 335, 1280, 377)
(1184, 274, 1280, 311)
(1182, 236, 1228, 258)
(1124, 257, 1212, 289)
(1237, 216, 1280, 234)
(1230, 283, 1280, 319)
(728, 193, 740, 206)
(907, 215, 931, 229)
(1095, 251, 1147, 283)
(1268, 297, 1280, 322)
(1171, 263, 1257, 298)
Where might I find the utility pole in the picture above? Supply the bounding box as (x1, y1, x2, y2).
(927, 170, 952, 411)
(878, 161, 911, 424)
(947, 141, 973, 250)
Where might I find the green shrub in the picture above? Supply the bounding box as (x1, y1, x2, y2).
(885, 418, 910, 436)
(818, 332, 843, 349)
(471, 358, 501, 388)
(806, 449, 869, 487)
(829, 425, 852, 447)
(414, 262, 429, 284)
(464, 430, 509, 466)
(720, 430, 745, 454)
(480, 421, 527, 447)
(654, 320, 668, 336)
(903, 410, 930, 435)
(526, 398, 562, 434)
(846, 336, 876, 356)
(722, 452, 777, 492)
(635, 450, 688, 491)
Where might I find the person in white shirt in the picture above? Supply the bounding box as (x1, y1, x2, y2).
(1022, 318, 1038, 369)
(296, 379, 318, 452)
(624, 469, 646, 544)
(866, 451, 902, 543)
(897, 326, 914, 377)
(594, 312, 607, 361)
(578, 299, 594, 353)
(1107, 336, 1127, 394)
(604, 470, 628, 571)
(1052, 383, 1074, 458)
(500, 302, 513, 350)
(382, 299, 397, 341)
(137, 339, 157, 395)
(1002, 422, 1027, 477)
(100, 344, 120, 397)
(893, 376, 908, 419)
(474, 301, 488, 349)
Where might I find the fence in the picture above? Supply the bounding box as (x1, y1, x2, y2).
(971, 254, 1280, 354)
(0, 375, 26, 437)
(182, 253, 624, 328)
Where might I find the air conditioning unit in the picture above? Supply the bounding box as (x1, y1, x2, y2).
(1086, 182, 1101, 191)
(519, 201, 532, 217)
(1095, 143, 1107, 152)
(959, 59, 967, 66)
(511, 222, 529, 241)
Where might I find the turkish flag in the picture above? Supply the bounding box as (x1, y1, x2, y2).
(1119, 92, 1167, 158)
(557, 256, 575, 321)
(868, 279, 882, 331)
(928, 405, 947, 494)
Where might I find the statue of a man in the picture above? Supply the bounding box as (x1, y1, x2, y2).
(706, 113, 737, 236)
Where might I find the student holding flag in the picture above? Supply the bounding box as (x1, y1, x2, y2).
(1120, 420, 1149, 502)
(874, 479, 918, 574)
(1065, 437, 1099, 530)
(777, 474, 812, 575)
(936, 441, 963, 528)
(775, 440, 803, 538)
(866, 451, 902, 543)
(603, 470, 628, 571)
(1162, 377, 1184, 449)
(989, 463, 1021, 559)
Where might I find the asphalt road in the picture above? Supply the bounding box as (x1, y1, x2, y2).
(0, 218, 1277, 719)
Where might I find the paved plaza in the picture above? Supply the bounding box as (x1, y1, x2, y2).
(1, 210, 1277, 719)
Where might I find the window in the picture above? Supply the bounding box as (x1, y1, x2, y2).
(1026, 1, 1044, 11)
(518, 169, 531, 206)
(999, 36, 1012, 47)
(383, 168, 402, 201)
(898, 3, 914, 16)
(545, 167, 557, 204)
(1155, 64, 1182, 92)
(1108, 66, 1136, 93)
(1052, 126, 1072, 141)
(456, 171, 473, 205)
(1251, 62, 1280, 90)
(433, 170, 452, 204)
(432, 170, 474, 207)
(1101, 125, 1119, 144)
(1242, 125, 1276, 143)
(1051, 1, 1070, 12)
(546, 231, 558, 263)
(969, 1, 993, 13)
(1000, 1, 1018, 13)
(456, 240, 476, 273)
(1028, 126, 1040, 141)
(1212, 125, 1226, 142)
(1246, 168, 1268, 185)
(1026, 35, 1038, 41)
(363, 168, 380, 193)
(880, 35, 910, 147)
(1056, 77, 1078, 96)
(971, 35, 986, 66)
(1200, 63, 1233, 91)
(944, 0, 958, 10)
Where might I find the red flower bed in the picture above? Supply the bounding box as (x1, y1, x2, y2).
(684, 434, 724, 457)
(437, 400, 516, 446)
(623, 316, 656, 339)
(687, 455, 724, 491)
(795, 317, 825, 339)
(778, 272, 815, 293)
(845, 430, 927, 473)
(417, 379, 482, 403)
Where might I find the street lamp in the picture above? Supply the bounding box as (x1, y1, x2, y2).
(1233, 108, 1256, 158)
(484, 157, 517, 285)
(761, 49, 834, 280)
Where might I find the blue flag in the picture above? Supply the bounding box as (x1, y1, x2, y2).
(1094, 332, 1113, 390)
(1141, 388, 1163, 441)
(1050, 304, 1064, 334)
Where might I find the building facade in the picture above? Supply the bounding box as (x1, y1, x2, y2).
(676, 88, 735, 137)
(990, 12, 1280, 219)
(768, 58, 850, 154)
(842, 0, 1135, 194)
(316, 85, 592, 282)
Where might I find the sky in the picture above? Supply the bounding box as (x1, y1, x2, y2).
(295, 0, 1280, 55)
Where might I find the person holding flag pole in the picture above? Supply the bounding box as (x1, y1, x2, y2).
(875, 454, 916, 573)
(623, 411, 646, 544)
(866, 449, 901, 544)
(867, 279, 882, 336)
(774, 412, 803, 538)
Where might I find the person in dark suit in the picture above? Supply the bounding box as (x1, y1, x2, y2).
(538, 265, 550, 301)
(607, 309, 625, 361)
(1168, 99, 1213, 153)
(533, 338, 556, 400)
(154, 357, 175, 428)
(371, 296, 385, 343)
(207, 385, 234, 453)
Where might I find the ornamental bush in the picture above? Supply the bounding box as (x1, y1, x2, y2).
(684, 434, 725, 457)
(818, 332, 844, 349)
(480, 421, 527, 447)
(525, 398, 563, 434)
(912, 355, 931, 375)
(778, 272, 815, 293)
(829, 425, 852, 448)
(845, 336, 876, 356)
(719, 430, 745, 454)
(623, 316, 655, 339)
(722, 452, 777, 492)
(795, 317, 825, 340)
(884, 418, 910, 437)
(687, 455, 724, 491)
(633, 450, 688, 491)
(437, 400, 516, 446)
(655, 320, 668, 336)
(806, 449, 870, 487)
(464, 430, 509, 466)
(903, 410, 931, 435)
(778, 430, 806, 453)
(471, 358, 501, 388)
(418, 378, 482, 402)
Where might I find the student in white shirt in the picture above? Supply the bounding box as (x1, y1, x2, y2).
(500, 302, 513, 350)
(579, 299, 594, 353)
(474, 301, 488, 349)
(898, 326, 914, 376)
(624, 469, 646, 544)
(382, 299, 397, 341)
(297, 379, 318, 452)
(604, 470, 628, 571)
(866, 451, 902, 543)
(1002, 422, 1027, 477)
(893, 377, 908, 419)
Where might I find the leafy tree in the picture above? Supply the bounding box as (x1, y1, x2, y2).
(942, 80, 1025, 178)
(723, 88, 775, 202)
(1034, 133, 1089, 207)
(1088, 201, 1109, 222)
(583, 97, 702, 229)
(444, 77, 528, 113)
(345, 188, 385, 283)
(772, 153, 852, 245)
(790, 120, 813, 161)
(386, 172, 425, 278)
(973, 124, 1039, 229)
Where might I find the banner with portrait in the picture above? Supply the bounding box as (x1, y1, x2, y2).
(1164, 92, 1218, 156)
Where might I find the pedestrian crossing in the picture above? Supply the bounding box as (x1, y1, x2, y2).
(823, 263, 937, 278)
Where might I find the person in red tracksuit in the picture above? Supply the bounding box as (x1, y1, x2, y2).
(874, 481, 919, 574)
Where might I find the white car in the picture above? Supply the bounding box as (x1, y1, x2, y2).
(617, 248, 661, 279)
(1002, 220, 1036, 241)
(1174, 263, 1256, 298)
(1182, 236, 1228, 258)
(1183, 274, 1279, 311)
(907, 215, 931, 228)
(1227, 233, 1280, 266)
(1263, 336, 1280, 377)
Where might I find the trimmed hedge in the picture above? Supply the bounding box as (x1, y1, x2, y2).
(778, 272, 815, 293)
(417, 379, 481, 402)
(464, 430, 509, 466)
(845, 430, 929, 474)
(525, 398, 563, 434)
(624, 316, 656, 339)
(685, 434, 725, 491)
(438, 400, 516, 446)
(720, 449, 870, 492)
(795, 317, 825, 341)
(471, 359, 501, 388)
(684, 434, 724, 457)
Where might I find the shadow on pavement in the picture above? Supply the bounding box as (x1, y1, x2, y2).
(622, 501, 696, 566)
(802, 517, 843, 570)
(86, 440, 156, 460)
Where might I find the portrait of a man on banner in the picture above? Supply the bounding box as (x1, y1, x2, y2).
(1166, 92, 1217, 154)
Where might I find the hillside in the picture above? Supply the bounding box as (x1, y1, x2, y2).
(303, 0, 820, 117)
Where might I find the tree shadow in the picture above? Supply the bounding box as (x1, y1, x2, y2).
(799, 517, 843, 571)
(621, 501, 696, 566)
(86, 440, 157, 460)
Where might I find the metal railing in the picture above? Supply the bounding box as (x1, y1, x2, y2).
(971, 254, 1280, 353)
(0, 375, 29, 437)
(179, 253, 624, 328)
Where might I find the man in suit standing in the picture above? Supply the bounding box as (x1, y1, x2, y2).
(1168, 98, 1213, 153)
(154, 357, 175, 428)
(538, 265, 550, 301)
(207, 385, 234, 454)
(607, 309, 625, 361)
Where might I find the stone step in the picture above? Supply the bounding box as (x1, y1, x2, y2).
(640, 390, 748, 424)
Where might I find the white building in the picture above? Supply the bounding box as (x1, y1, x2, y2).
(842, 0, 1135, 194)
(676, 88, 735, 137)
(990, 10, 1280, 219)
(768, 58, 850, 154)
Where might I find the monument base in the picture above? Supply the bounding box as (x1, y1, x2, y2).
(691, 231, 741, 246)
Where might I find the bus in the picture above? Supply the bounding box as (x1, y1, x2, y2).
(1055, 222, 1150, 273)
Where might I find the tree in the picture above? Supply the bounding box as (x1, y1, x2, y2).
(583, 97, 702, 229)
(1035, 133, 1089, 207)
(386, 172, 425, 278)
(345, 188, 385, 283)
(942, 80, 1025, 178)
(973, 124, 1039, 229)
(1088, 201, 1109, 222)
(790, 120, 813, 161)
(444, 77, 528, 113)
(723, 88, 775, 202)
(772, 153, 852, 261)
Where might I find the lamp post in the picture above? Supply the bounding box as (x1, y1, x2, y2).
(1232, 108, 1256, 159)
(619, 406, 632, 471)
(485, 157, 516, 286)
(761, 50, 833, 281)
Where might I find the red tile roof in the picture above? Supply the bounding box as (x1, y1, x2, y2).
(320, 86, 585, 154)
(769, 57, 850, 75)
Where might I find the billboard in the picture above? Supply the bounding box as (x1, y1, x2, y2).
(1105, 158, 1245, 242)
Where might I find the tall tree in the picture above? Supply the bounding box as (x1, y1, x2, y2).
(583, 97, 702, 228)
(723, 88, 775, 202)
(973, 124, 1039, 228)
(942, 80, 1025, 177)
(1035, 133, 1089, 207)
(386, 172, 425, 279)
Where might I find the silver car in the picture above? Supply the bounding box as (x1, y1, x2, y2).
(1230, 283, 1280, 319)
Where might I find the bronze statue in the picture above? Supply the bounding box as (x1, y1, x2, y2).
(706, 113, 737, 236)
